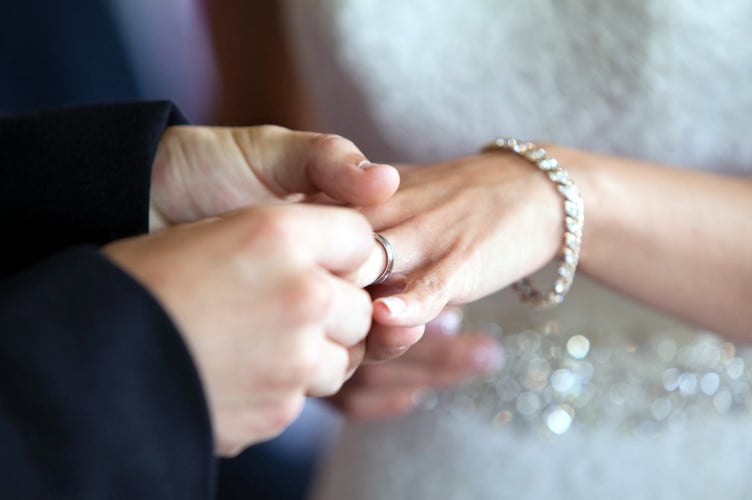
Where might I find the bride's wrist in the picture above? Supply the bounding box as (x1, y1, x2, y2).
(481, 139, 584, 306)
(540, 145, 606, 277)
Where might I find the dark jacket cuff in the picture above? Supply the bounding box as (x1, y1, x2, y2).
(0, 247, 214, 499)
(0, 101, 186, 277)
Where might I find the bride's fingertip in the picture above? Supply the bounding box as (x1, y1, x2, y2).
(374, 296, 407, 317)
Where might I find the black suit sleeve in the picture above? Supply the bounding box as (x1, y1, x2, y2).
(0, 248, 214, 499)
(0, 103, 215, 499)
(0, 101, 185, 277)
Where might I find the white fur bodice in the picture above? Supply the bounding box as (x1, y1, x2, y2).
(283, 0, 752, 173)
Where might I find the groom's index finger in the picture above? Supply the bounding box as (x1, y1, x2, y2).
(282, 204, 376, 274)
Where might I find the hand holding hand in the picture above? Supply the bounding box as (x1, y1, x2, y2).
(149, 124, 420, 363)
(104, 204, 378, 456)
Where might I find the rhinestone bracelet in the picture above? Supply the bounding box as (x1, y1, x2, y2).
(481, 138, 584, 307)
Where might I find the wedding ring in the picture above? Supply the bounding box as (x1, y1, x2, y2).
(372, 233, 395, 285)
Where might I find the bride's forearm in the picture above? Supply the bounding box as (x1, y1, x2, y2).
(553, 146, 752, 341)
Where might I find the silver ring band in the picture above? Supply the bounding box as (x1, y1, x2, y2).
(372, 233, 395, 285)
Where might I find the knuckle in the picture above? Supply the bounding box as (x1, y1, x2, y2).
(294, 353, 321, 384)
(257, 123, 289, 138)
(345, 211, 373, 241)
(283, 274, 333, 323)
(410, 273, 453, 320)
(313, 347, 350, 397)
(284, 337, 322, 383)
(313, 132, 353, 153)
(327, 347, 351, 395)
(267, 396, 305, 436)
(415, 273, 450, 300)
(245, 208, 299, 252)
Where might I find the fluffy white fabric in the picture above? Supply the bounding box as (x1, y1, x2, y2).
(283, 0, 752, 172)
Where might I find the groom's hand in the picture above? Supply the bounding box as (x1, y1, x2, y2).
(149, 125, 399, 230)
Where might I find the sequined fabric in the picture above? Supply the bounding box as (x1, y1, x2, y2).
(424, 275, 749, 433)
(423, 297, 752, 438)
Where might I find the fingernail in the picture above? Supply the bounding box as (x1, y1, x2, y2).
(357, 159, 378, 170)
(377, 296, 407, 316)
(429, 309, 463, 336)
(472, 345, 505, 372)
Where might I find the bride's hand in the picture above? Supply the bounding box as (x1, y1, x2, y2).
(329, 307, 504, 420)
(362, 152, 564, 328)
